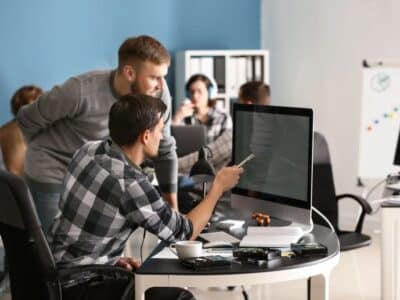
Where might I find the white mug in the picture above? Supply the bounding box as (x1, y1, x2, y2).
(169, 241, 203, 259)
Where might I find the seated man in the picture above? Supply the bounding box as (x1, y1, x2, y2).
(49, 93, 242, 299)
(238, 81, 270, 105)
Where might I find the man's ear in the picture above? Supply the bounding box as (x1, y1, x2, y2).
(140, 129, 150, 145)
(123, 65, 136, 83)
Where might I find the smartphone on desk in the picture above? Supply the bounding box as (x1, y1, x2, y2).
(180, 255, 231, 270)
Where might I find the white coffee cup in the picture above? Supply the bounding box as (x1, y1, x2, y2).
(169, 241, 203, 259)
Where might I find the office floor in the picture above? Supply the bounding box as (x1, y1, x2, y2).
(0, 226, 381, 300)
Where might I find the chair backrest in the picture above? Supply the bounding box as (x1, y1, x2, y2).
(0, 170, 57, 300)
(0, 148, 5, 171)
(171, 125, 207, 157)
(312, 132, 339, 228)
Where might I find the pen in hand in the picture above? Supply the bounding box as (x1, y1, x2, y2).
(237, 154, 255, 168)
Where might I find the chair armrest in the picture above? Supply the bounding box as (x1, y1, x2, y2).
(44, 265, 134, 300)
(58, 264, 133, 279)
(336, 193, 372, 233)
(56, 264, 134, 289)
(336, 193, 372, 214)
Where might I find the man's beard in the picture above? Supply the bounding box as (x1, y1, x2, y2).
(130, 81, 140, 94)
(130, 81, 161, 97)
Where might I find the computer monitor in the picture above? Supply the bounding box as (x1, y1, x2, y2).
(231, 104, 313, 231)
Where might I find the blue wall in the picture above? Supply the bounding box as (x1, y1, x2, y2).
(0, 0, 260, 124)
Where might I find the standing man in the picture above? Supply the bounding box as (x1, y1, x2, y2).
(17, 35, 178, 231)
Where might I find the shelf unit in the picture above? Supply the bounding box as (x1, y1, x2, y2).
(174, 49, 269, 113)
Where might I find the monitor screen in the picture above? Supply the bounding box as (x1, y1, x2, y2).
(232, 104, 313, 211)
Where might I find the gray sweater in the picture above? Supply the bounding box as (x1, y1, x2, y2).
(17, 70, 177, 193)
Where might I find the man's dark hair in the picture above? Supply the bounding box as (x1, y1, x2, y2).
(109, 94, 167, 146)
(239, 81, 271, 105)
(118, 35, 170, 71)
(11, 85, 43, 116)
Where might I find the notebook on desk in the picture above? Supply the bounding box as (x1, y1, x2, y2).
(240, 226, 304, 248)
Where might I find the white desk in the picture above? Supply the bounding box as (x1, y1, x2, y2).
(381, 201, 400, 300)
(135, 225, 340, 300)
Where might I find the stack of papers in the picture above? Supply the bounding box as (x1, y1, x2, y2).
(240, 226, 304, 248)
(216, 219, 245, 230)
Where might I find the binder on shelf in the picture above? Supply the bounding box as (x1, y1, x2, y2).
(190, 57, 201, 75)
(214, 56, 226, 93)
(229, 57, 238, 97)
(200, 57, 214, 81)
(236, 57, 247, 92)
(246, 57, 253, 82)
(254, 56, 263, 81)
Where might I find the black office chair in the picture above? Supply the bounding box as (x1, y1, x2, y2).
(0, 170, 134, 300)
(171, 124, 207, 158)
(312, 132, 373, 251)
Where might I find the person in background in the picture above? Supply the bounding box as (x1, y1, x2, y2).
(0, 85, 43, 176)
(17, 35, 179, 232)
(177, 80, 271, 175)
(49, 94, 242, 299)
(238, 81, 270, 105)
(174, 74, 232, 173)
(238, 81, 274, 195)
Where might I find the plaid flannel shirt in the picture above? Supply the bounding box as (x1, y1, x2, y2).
(184, 107, 232, 143)
(179, 107, 233, 174)
(49, 139, 193, 267)
(178, 130, 232, 174)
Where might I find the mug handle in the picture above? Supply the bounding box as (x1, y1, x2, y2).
(169, 243, 178, 257)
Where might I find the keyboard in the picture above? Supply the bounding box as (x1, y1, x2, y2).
(199, 231, 240, 244)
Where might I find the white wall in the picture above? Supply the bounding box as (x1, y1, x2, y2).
(261, 0, 400, 227)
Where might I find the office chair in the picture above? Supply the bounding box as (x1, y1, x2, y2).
(312, 132, 373, 251)
(171, 124, 207, 157)
(0, 170, 134, 300)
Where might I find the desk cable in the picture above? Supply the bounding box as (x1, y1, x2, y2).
(362, 177, 387, 200)
(311, 206, 335, 233)
(140, 229, 147, 263)
(368, 196, 400, 214)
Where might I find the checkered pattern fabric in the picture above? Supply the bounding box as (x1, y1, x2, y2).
(185, 107, 232, 143)
(178, 107, 232, 174)
(49, 139, 193, 267)
(178, 130, 232, 174)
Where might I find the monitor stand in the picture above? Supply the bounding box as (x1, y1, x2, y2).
(262, 216, 312, 233)
(269, 216, 292, 227)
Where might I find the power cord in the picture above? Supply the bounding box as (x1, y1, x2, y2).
(311, 206, 335, 232)
(369, 196, 400, 214)
(361, 172, 400, 200)
(362, 177, 387, 200)
(303, 217, 314, 234)
(140, 229, 147, 263)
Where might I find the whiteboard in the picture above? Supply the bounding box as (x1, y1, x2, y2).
(358, 63, 400, 179)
